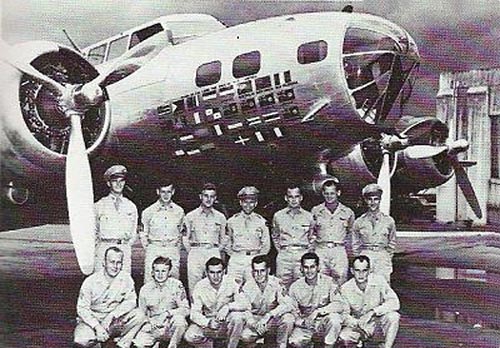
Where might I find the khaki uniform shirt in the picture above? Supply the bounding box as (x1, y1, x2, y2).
(190, 277, 248, 328)
(352, 212, 396, 255)
(140, 201, 184, 247)
(226, 212, 270, 255)
(289, 274, 345, 318)
(184, 207, 226, 248)
(95, 194, 138, 242)
(272, 208, 314, 250)
(240, 275, 291, 317)
(138, 278, 189, 325)
(340, 274, 399, 320)
(311, 203, 354, 244)
(77, 271, 137, 329)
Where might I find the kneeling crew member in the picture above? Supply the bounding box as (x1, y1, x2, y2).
(240, 255, 294, 348)
(133, 256, 189, 348)
(74, 247, 144, 348)
(288, 252, 345, 348)
(352, 184, 397, 282)
(184, 257, 248, 348)
(339, 255, 400, 348)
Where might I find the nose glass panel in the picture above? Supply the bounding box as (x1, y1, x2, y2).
(343, 27, 419, 124)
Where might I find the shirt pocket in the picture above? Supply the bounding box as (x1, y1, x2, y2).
(205, 221, 221, 234)
(150, 215, 166, 228)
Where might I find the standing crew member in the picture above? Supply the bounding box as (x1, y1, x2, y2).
(288, 252, 345, 348)
(94, 165, 138, 274)
(183, 183, 226, 295)
(339, 255, 400, 348)
(239, 255, 294, 348)
(272, 184, 314, 289)
(226, 186, 270, 283)
(184, 257, 248, 348)
(73, 247, 144, 348)
(352, 183, 397, 282)
(311, 178, 355, 285)
(140, 181, 184, 283)
(133, 256, 189, 348)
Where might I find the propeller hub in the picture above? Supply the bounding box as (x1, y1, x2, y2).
(448, 139, 469, 156)
(380, 133, 410, 152)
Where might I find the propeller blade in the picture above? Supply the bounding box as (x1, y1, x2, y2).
(90, 44, 158, 88)
(66, 114, 96, 275)
(405, 145, 448, 159)
(449, 157, 483, 219)
(0, 41, 66, 96)
(377, 152, 391, 214)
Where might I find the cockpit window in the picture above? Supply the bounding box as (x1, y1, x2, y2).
(108, 36, 129, 61)
(130, 23, 164, 48)
(233, 51, 261, 78)
(196, 60, 222, 87)
(342, 27, 419, 124)
(297, 40, 328, 64)
(87, 44, 106, 65)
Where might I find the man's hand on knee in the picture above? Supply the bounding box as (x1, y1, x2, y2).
(95, 323, 110, 342)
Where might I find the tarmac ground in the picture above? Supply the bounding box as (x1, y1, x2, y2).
(1, 223, 499, 348)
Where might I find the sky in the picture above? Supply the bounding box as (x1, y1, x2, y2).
(2, 0, 499, 117)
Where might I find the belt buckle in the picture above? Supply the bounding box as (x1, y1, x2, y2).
(327, 242, 334, 248)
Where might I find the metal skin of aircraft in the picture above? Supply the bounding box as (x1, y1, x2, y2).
(0, 11, 481, 274)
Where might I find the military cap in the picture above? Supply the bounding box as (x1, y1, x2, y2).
(237, 186, 259, 200)
(103, 165, 127, 181)
(362, 183, 383, 197)
(321, 175, 340, 189)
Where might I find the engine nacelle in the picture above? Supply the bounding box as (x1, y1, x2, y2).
(392, 149, 453, 192)
(1, 41, 110, 181)
(328, 138, 454, 200)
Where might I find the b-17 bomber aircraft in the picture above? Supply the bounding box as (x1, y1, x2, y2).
(0, 10, 482, 274)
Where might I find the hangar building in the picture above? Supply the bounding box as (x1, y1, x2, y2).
(436, 67, 500, 226)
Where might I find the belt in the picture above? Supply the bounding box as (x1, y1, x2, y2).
(319, 241, 344, 247)
(99, 238, 128, 245)
(191, 242, 219, 248)
(149, 240, 179, 247)
(281, 244, 308, 250)
(362, 245, 385, 251)
(234, 249, 260, 256)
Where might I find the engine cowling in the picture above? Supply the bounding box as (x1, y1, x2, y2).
(1, 41, 111, 181)
(328, 137, 454, 200)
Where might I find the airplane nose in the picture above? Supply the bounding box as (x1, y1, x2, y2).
(342, 26, 420, 125)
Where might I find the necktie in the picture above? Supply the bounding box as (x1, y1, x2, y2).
(114, 197, 121, 211)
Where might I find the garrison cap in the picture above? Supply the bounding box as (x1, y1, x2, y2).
(362, 183, 383, 197)
(104, 165, 127, 181)
(237, 186, 259, 200)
